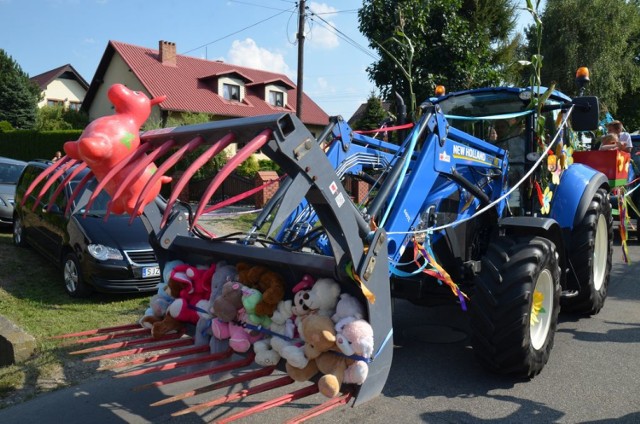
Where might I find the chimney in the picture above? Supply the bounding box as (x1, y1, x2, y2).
(159, 40, 176, 67)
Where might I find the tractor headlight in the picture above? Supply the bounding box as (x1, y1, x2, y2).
(88, 244, 123, 261)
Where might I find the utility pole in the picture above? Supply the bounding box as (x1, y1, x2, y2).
(296, 0, 305, 119)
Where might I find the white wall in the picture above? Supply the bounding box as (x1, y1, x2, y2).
(38, 78, 86, 108)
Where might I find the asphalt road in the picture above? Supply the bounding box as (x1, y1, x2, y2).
(1, 236, 639, 423)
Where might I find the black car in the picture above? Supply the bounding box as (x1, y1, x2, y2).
(13, 160, 161, 297)
(0, 156, 27, 226)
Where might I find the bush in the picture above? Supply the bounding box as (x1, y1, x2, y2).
(0, 129, 82, 161)
(0, 120, 14, 132)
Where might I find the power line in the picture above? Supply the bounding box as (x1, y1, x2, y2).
(181, 8, 294, 55)
(307, 13, 379, 61)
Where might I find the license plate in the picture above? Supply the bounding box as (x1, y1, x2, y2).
(142, 266, 160, 278)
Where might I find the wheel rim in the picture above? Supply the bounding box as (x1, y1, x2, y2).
(530, 269, 554, 351)
(64, 259, 78, 293)
(13, 218, 22, 244)
(592, 214, 608, 291)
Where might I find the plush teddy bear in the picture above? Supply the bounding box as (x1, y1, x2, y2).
(194, 261, 238, 346)
(331, 292, 365, 327)
(313, 318, 374, 398)
(253, 299, 293, 366)
(240, 286, 271, 328)
(284, 314, 337, 383)
(151, 263, 215, 338)
(211, 281, 261, 353)
(139, 259, 184, 329)
(298, 277, 342, 317)
(237, 263, 286, 317)
(270, 274, 317, 366)
(334, 318, 374, 386)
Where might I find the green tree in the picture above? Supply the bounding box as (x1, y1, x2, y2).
(358, 0, 518, 116)
(35, 106, 89, 131)
(0, 49, 40, 129)
(355, 92, 390, 131)
(528, 0, 640, 119)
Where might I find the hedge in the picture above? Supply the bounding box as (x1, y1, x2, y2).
(0, 130, 82, 161)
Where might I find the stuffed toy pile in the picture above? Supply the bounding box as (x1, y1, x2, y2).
(138, 260, 375, 398)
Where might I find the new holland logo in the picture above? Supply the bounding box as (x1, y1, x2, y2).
(439, 151, 451, 162)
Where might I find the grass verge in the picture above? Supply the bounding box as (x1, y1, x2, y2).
(0, 230, 148, 408)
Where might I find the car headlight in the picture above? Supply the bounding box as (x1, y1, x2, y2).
(87, 244, 124, 261)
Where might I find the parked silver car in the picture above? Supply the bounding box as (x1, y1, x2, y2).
(0, 156, 27, 226)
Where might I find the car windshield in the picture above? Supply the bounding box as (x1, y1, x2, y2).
(0, 163, 26, 184)
(69, 179, 116, 216)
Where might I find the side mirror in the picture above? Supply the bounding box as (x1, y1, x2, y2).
(571, 96, 599, 131)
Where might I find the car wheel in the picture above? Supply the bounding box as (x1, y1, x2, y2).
(13, 215, 28, 248)
(63, 253, 92, 298)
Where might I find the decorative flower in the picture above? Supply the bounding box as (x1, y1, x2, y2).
(563, 146, 574, 168)
(541, 187, 553, 215)
(530, 290, 546, 327)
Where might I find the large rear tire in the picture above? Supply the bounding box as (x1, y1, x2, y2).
(470, 235, 561, 378)
(562, 187, 613, 315)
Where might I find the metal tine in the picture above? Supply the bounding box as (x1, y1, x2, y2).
(65, 170, 94, 216)
(285, 391, 353, 424)
(130, 135, 206, 222)
(96, 343, 208, 370)
(115, 347, 234, 379)
(21, 155, 71, 206)
(103, 139, 178, 219)
(50, 323, 140, 339)
(172, 375, 294, 417)
(133, 352, 255, 392)
(161, 133, 237, 228)
(104, 140, 175, 221)
(191, 129, 272, 229)
(47, 162, 88, 212)
(84, 141, 156, 217)
(69, 331, 186, 355)
(61, 327, 150, 346)
(213, 384, 320, 424)
(151, 366, 276, 407)
(32, 158, 78, 211)
(86, 338, 197, 364)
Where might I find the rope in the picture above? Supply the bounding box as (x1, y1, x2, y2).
(386, 105, 574, 236)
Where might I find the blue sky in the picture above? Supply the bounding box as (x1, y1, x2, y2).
(1, 0, 536, 119)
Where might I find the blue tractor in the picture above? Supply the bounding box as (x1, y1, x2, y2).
(38, 78, 611, 416)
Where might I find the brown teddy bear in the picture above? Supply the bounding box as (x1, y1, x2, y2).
(284, 315, 337, 385)
(236, 263, 285, 317)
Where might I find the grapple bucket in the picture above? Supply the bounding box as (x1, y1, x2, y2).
(49, 112, 393, 420)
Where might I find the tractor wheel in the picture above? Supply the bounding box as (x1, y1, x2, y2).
(562, 187, 613, 315)
(470, 235, 561, 378)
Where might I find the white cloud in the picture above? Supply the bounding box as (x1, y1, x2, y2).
(83, 38, 95, 44)
(226, 38, 292, 77)
(307, 2, 339, 50)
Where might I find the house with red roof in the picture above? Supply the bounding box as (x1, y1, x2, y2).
(30, 64, 89, 111)
(82, 40, 329, 136)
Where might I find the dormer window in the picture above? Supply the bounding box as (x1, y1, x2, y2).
(223, 83, 241, 101)
(269, 91, 284, 107)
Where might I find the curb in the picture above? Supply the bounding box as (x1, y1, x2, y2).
(0, 315, 36, 366)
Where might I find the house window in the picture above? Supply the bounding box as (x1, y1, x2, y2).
(68, 102, 82, 111)
(223, 83, 241, 101)
(269, 91, 284, 107)
(47, 99, 64, 107)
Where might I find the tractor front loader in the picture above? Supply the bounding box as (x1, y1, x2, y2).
(30, 78, 611, 421)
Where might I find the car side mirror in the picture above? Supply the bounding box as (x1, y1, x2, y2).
(46, 204, 63, 215)
(571, 96, 599, 131)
